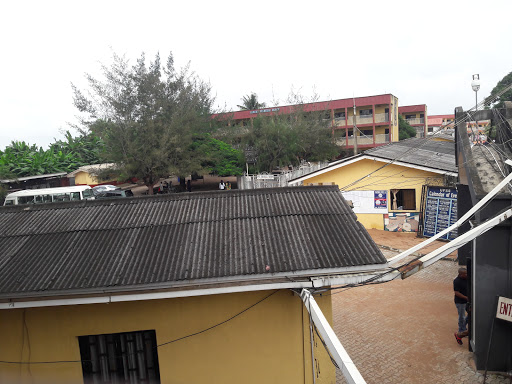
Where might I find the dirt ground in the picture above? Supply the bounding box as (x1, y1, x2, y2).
(123, 175, 238, 196)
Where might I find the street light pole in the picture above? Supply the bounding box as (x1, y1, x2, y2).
(472, 74, 480, 111)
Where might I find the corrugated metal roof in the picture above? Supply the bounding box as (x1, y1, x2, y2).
(67, 163, 117, 177)
(0, 172, 67, 183)
(0, 186, 386, 299)
(364, 137, 456, 173)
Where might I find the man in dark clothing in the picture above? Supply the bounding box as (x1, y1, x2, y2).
(453, 267, 468, 345)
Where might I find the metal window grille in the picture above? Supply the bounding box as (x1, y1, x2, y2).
(79, 330, 161, 384)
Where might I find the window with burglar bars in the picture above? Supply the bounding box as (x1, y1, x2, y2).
(78, 330, 161, 384)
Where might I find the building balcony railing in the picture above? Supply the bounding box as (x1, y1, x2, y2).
(406, 117, 425, 125)
(374, 113, 389, 123)
(336, 133, 390, 147)
(333, 113, 390, 127)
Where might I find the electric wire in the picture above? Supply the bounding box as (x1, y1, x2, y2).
(313, 325, 340, 369)
(0, 290, 279, 365)
(338, 84, 512, 193)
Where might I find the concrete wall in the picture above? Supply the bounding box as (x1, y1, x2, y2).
(0, 290, 335, 384)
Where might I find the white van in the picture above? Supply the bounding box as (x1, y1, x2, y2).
(3, 186, 94, 206)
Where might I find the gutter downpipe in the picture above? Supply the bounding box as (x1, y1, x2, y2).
(388, 159, 512, 266)
(300, 289, 367, 384)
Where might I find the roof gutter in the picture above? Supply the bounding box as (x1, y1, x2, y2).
(0, 267, 395, 310)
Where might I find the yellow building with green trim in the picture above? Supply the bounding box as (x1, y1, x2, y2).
(0, 186, 388, 384)
(289, 138, 457, 231)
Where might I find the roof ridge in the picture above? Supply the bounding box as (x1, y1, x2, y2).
(0, 210, 352, 240)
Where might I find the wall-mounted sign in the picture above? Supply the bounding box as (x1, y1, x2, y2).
(422, 187, 458, 240)
(496, 296, 512, 323)
(250, 108, 280, 114)
(385, 212, 420, 232)
(342, 190, 388, 214)
(257, 174, 275, 180)
(374, 190, 387, 209)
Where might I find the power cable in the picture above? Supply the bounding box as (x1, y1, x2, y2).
(0, 290, 279, 365)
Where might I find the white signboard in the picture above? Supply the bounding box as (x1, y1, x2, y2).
(496, 296, 512, 323)
(257, 174, 275, 180)
(342, 190, 389, 214)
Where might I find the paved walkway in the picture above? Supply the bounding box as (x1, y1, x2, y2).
(331, 233, 511, 384)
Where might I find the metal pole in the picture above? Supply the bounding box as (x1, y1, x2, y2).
(476, 90, 478, 112)
(353, 99, 358, 156)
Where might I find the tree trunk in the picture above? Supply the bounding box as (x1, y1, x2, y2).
(146, 182, 154, 195)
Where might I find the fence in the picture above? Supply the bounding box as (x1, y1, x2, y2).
(238, 162, 329, 190)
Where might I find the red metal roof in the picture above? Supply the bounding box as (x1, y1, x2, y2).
(398, 105, 427, 113)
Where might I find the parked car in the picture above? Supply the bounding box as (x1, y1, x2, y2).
(94, 190, 133, 199)
(92, 185, 120, 195)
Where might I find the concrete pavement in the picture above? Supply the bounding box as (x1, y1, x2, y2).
(331, 234, 511, 384)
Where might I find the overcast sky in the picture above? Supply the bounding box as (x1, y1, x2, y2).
(1, 0, 511, 150)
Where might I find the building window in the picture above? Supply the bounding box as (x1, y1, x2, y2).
(359, 109, 373, 117)
(405, 114, 416, 120)
(78, 330, 160, 384)
(390, 189, 416, 210)
(360, 129, 373, 136)
(334, 111, 345, 119)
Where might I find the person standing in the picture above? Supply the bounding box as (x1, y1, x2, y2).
(454, 267, 469, 344)
(187, 179, 192, 193)
(219, 180, 225, 190)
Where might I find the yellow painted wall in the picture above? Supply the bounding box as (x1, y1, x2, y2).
(74, 171, 100, 186)
(0, 290, 335, 384)
(303, 158, 445, 230)
(373, 105, 387, 114)
(391, 97, 399, 142)
(74, 171, 117, 186)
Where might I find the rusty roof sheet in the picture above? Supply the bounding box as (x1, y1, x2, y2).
(0, 186, 386, 299)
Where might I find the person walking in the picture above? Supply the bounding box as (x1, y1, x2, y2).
(219, 180, 225, 190)
(453, 267, 469, 344)
(187, 179, 192, 193)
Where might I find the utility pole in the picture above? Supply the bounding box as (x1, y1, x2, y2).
(472, 74, 480, 111)
(353, 98, 358, 155)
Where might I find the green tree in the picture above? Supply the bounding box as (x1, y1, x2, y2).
(190, 134, 244, 176)
(237, 93, 266, 110)
(0, 133, 105, 178)
(241, 102, 339, 172)
(487, 71, 512, 109)
(398, 115, 417, 140)
(72, 52, 214, 194)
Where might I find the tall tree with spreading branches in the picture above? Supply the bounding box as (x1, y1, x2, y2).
(239, 91, 340, 172)
(72, 52, 215, 194)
